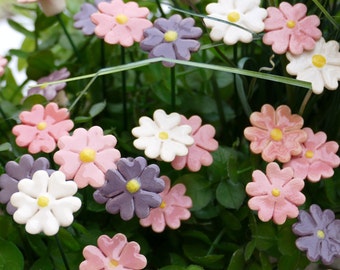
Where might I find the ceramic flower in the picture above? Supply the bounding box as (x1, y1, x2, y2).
(140, 176, 192, 233)
(284, 128, 340, 182)
(244, 104, 307, 163)
(204, 0, 267, 45)
(17, 0, 66, 17)
(0, 55, 8, 77)
(263, 2, 321, 55)
(93, 157, 165, 221)
(91, 0, 152, 47)
(73, 0, 111, 36)
(292, 204, 340, 265)
(10, 170, 81, 236)
(12, 102, 74, 154)
(132, 109, 194, 162)
(286, 38, 340, 94)
(171, 115, 218, 172)
(140, 14, 202, 67)
(80, 233, 147, 270)
(27, 68, 70, 101)
(246, 162, 305, 225)
(54, 126, 121, 189)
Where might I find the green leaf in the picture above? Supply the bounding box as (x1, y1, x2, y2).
(244, 240, 256, 261)
(227, 248, 245, 270)
(58, 228, 81, 251)
(186, 265, 204, 270)
(277, 225, 298, 255)
(74, 116, 92, 124)
(22, 94, 47, 110)
(89, 101, 107, 117)
(0, 143, 12, 152)
(30, 257, 54, 270)
(8, 19, 35, 39)
(26, 234, 48, 257)
(0, 238, 24, 270)
(26, 50, 55, 80)
(216, 180, 245, 209)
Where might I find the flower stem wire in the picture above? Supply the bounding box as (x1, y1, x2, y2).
(299, 89, 313, 116)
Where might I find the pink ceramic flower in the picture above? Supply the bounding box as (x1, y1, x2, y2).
(91, 0, 152, 47)
(80, 233, 147, 270)
(0, 56, 8, 77)
(17, 0, 66, 17)
(171, 115, 218, 172)
(246, 162, 306, 225)
(12, 103, 74, 154)
(140, 176, 192, 232)
(244, 104, 307, 163)
(53, 126, 121, 189)
(284, 128, 340, 182)
(263, 2, 322, 55)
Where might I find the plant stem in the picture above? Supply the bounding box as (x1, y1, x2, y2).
(206, 227, 227, 255)
(121, 46, 128, 130)
(155, 0, 166, 17)
(170, 66, 176, 110)
(100, 39, 107, 99)
(299, 89, 313, 116)
(55, 234, 70, 270)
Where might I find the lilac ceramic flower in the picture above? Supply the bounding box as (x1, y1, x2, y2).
(27, 68, 70, 101)
(140, 14, 203, 67)
(0, 154, 53, 215)
(93, 156, 165, 221)
(292, 204, 340, 265)
(74, 0, 111, 35)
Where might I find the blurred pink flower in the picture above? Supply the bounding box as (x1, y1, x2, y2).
(12, 103, 73, 154)
(246, 162, 306, 225)
(80, 233, 147, 270)
(54, 126, 121, 189)
(140, 176, 192, 233)
(171, 115, 218, 172)
(244, 104, 307, 163)
(263, 2, 321, 55)
(284, 128, 340, 182)
(91, 0, 152, 47)
(17, 0, 66, 17)
(0, 56, 8, 77)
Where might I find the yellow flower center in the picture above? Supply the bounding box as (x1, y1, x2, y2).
(160, 201, 166, 209)
(126, 179, 141, 193)
(271, 188, 281, 197)
(312, 54, 327, 68)
(37, 196, 49, 207)
(109, 259, 119, 268)
(270, 128, 283, 141)
(115, 14, 128, 24)
(164, 30, 178, 42)
(227, 11, 240, 23)
(79, 148, 96, 163)
(36, 121, 47, 131)
(316, 230, 325, 239)
(286, 20, 296, 28)
(305, 150, 314, 158)
(158, 131, 169, 140)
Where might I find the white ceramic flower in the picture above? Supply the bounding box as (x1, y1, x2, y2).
(10, 170, 81, 236)
(286, 38, 340, 94)
(204, 0, 267, 45)
(17, 0, 66, 17)
(131, 109, 194, 162)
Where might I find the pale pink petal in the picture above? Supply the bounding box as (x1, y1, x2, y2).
(272, 199, 299, 225)
(80, 246, 106, 270)
(75, 163, 105, 188)
(140, 208, 166, 233)
(246, 170, 271, 196)
(28, 133, 56, 154)
(19, 104, 44, 125)
(47, 120, 74, 139)
(248, 196, 275, 222)
(119, 241, 147, 269)
(12, 125, 38, 147)
(164, 206, 191, 229)
(244, 127, 270, 154)
(54, 150, 82, 179)
(94, 149, 120, 172)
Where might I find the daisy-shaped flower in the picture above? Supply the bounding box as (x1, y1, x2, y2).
(292, 204, 340, 265)
(286, 38, 340, 94)
(54, 126, 121, 189)
(132, 109, 194, 162)
(244, 104, 307, 163)
(0, 154, 53, 215)
(10, 170, 81, 236)
(263, 2, 321, 55)
(27, 68, 70, 101)
(80, 233, 147, 270)
(0, 55, 8, 77)
(17, 0, 66, 17)
(284, 128, 340, 182)
(140, 14, 202, 68)
(73, 0, 111, 36)
(246, 162, 305, 225)
(93, 157, 165, 221)
(171, 115, 218, 172)
(204, 0, 267, 45)
(12, 102, 74, 154)
(140, 176, 192, 233)
(91, 0, 152, 47)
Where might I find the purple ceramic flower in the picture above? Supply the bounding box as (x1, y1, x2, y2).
(292, 204, 340, 265)
(0, 154, 53, 215)
(93, 156, 165, 221)
(27, 68, 70, 101)
(73, 0, 110, 35)
(140, 14, 203, 67)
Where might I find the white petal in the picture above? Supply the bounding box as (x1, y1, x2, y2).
(26, 209, 60, 236)
(160, 140, 189, 162)
(18, 170, 49, 198)
(11, 193, 38, 223)
(48, 171, 78, 199)
(153, 109, 181, 130)
(170, 125, 194, 145)
(51, 197, 81, 227)
(132, 116, 158, 137)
